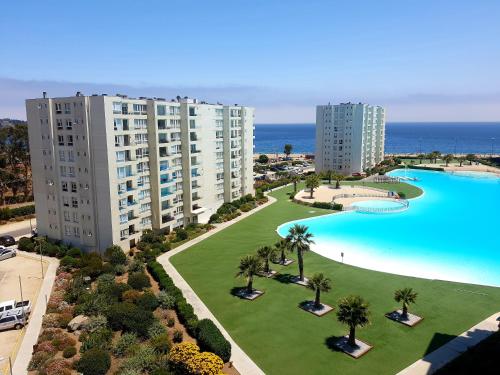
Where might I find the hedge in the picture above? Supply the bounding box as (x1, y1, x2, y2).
(147, 261, 231, 360)
(311, 201, 343, 210)
(196, 319, 231, 362)
(0, 204, 35, 220)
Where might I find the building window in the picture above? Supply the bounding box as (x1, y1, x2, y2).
(72, 197, 78, 208)
(58, 135, 64, 146)
(67, 135, 73, 146)
(71, 182, 77, 193)
(65, 119, 72, 129)
(68, 150, 75, 162)
(73, 227, 80, 237)
(60, 166, 67, 176)
(57, 119, 63, 129)
(157, 105, 166, 116)
(64, 103, 71, 114)
(59, 150, 65, 161)
(62, 181, 68, 191)
(112, 102, 122, 114)
(55, 103, 62, 114)
(64, 211, 70, 221)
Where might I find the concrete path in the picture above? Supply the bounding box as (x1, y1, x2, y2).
(11, 252, 59, 375)
(158, 192, 283, 375)
(397, 312, 500, 375)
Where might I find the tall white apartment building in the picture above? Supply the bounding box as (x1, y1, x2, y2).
(26, 93, 254, 251)
(315, 102, 385, 175)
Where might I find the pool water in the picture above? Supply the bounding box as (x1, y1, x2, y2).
(352, 199, 407, 211)
(277, 169, 500, 286)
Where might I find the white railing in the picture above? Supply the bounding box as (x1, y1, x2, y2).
(351, 199, 409, 214)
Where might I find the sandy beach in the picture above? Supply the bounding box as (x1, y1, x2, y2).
(294, 185, 393, 207)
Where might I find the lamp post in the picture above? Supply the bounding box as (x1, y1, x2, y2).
(34, 238, 44, 278)
(341, 252, 344, 263)
(0, 356, 13, 375)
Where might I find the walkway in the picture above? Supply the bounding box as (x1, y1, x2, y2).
(11, 252, 59, 375)
(397, 312, 500, 375)
(158, 193, 283, 375)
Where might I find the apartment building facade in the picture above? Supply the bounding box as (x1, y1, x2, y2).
(26, 94, 254, 251)
(315, 102, 385, 175)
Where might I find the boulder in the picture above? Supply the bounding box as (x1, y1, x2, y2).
(67, 315, 89, 332)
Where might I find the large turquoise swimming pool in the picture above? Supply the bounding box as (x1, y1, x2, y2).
(277, 169, 500, 286)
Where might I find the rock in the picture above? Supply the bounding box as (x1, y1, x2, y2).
(67, 315, 89, 332)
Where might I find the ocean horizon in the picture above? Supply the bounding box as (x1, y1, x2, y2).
(254, 122, 500, 155)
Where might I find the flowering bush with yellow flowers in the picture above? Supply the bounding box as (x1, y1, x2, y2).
(168, 342, 225, 375)
(186, 351, 224, 375)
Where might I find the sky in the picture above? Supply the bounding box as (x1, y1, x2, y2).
(1, 0, 499, 123)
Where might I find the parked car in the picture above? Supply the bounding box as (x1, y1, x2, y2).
(0, 235, 15, 247)
(0, 313, 27, 331)
(0, 248, 16, 261)
(0, 299, 31, 316)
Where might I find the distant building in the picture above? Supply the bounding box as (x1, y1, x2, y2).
(315, 102, 385, 175)
(26, 94, 254, 251)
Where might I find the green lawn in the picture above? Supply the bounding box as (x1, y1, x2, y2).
(340, 180, 423, 198)
(171, 184, 500, 375)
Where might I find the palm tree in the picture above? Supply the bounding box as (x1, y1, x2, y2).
(337, 295, 370, 347)
(291, 175, 301, 192)
(257, 246, 277, 274)
(305, 174, 320, 199)
(432, 151, 442, 164)
(443, 154, 453, 167)
(457, 156, 466, 167)
(394, 288, 418, 318)
(274, 239, 289, 265)
(307, 273, 332, 308)
(284, 144, 293, 159)
(333, 173, 344, 189)
(286, 224, 314, 282)
(417, 154, 425, 164)
(236, 255, 264, 294)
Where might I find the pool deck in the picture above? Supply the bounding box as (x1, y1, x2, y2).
(397, 312, 500, 375)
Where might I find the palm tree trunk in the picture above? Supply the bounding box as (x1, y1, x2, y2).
(402, 304, 408, 317)
(348, 326, 356, 346)
(328, 176, 332, 184)
(247, 277, 253, 293)
(298, 250, 304, 281)
(336, 180, 340, 189)
(264, 259, 269, 273)
(281, 250, 286, 264)
(294, 181, 297, 191)
(315, 289, 321, 308)
(310, 188, 313, 199)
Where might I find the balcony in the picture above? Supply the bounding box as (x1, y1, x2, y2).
(190, 148, 201, 154)
(192, 195, 201, 201)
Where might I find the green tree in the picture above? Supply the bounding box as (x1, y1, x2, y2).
(274, 239, 290, 265)
(257, 246, 277, 274)
(236, 255, 263, 293)
(417, 154, 425, 164)
(432, 151, 442, 163)
(457, 156, 466, 167)
(394, 287, 418, 318)
(307, 273, 332, 308)
(284, 144, 293, 159)
(443, 154, 454, 167)
(257, 154, 269, 164)
(305, 174, 320, 199)
(337, 295, 370, 347)
(286, 224, 314, 282)
(333, 173, 344, 189)
(104, 245, 127, 266)
(466, 153, 476, 165)
(324, 170, 334, 185)
(291, 174, 301, 192)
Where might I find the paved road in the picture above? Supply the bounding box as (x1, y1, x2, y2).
(0, 219, 35, 240)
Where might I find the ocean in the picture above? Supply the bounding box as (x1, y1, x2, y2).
(254, 122, 500, 155)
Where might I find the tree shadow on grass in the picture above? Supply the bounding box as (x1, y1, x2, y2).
(272, 273, 295, 284)
(325, 335, 346, 352)
(230, 286, 250, 299)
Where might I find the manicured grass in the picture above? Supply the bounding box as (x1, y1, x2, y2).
(170, 184, 500, 375)
(340, 180, 423, 199)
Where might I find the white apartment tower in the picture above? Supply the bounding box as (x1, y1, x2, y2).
(315, 102, 385, 175)
(26, 93, 254, 251)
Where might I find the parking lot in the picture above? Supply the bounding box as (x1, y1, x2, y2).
(0, 252, 48, 373)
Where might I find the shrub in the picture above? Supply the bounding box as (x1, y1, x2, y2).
(28, 351, 52, 371)
(147, 319, 167, 338)
(168, 342, 200, 373)
(114, 264, 127, 275)
(186, 352, 224, 375)
(51, 333, 76, 350)
(62, 346, 77, 358)
(138, 291, 159, 311)
(60, 255, 78, 268)
(175, 228, 189, 241)
(158, 291, 176, 310)
(398, 192, 407, 199)
(173, 329, 183, 343)
(111, 282, 132, 301)
(196, 319, 231, 362)
(105, 244, 127, 265)
(122, 289, 142, 303)
(127, 272, 151, 290)
(118, 345, 157, 374)
(0, 204, 35, 220)
(150, 332, 171, 354)
(35, 341, 57, 355)
(84, 315, 108, 333)
(67, 247, 82, 258)
(112, 332, 138, 357)
(167, 317, 175, 327)
(106, 302, 154, 337)
(127, 259, 144, 273)
(43, 358, 72, 375)
(208, 213, 220, 224)
(240, 202, 254, 212)
(18, 237, 35, 252)
(76, 348, 111, 375)
(96, 273, 116, 294)
(80, 327, 113, 352)
(311, 201, 333, 209)
(332, 203, 343, 211)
